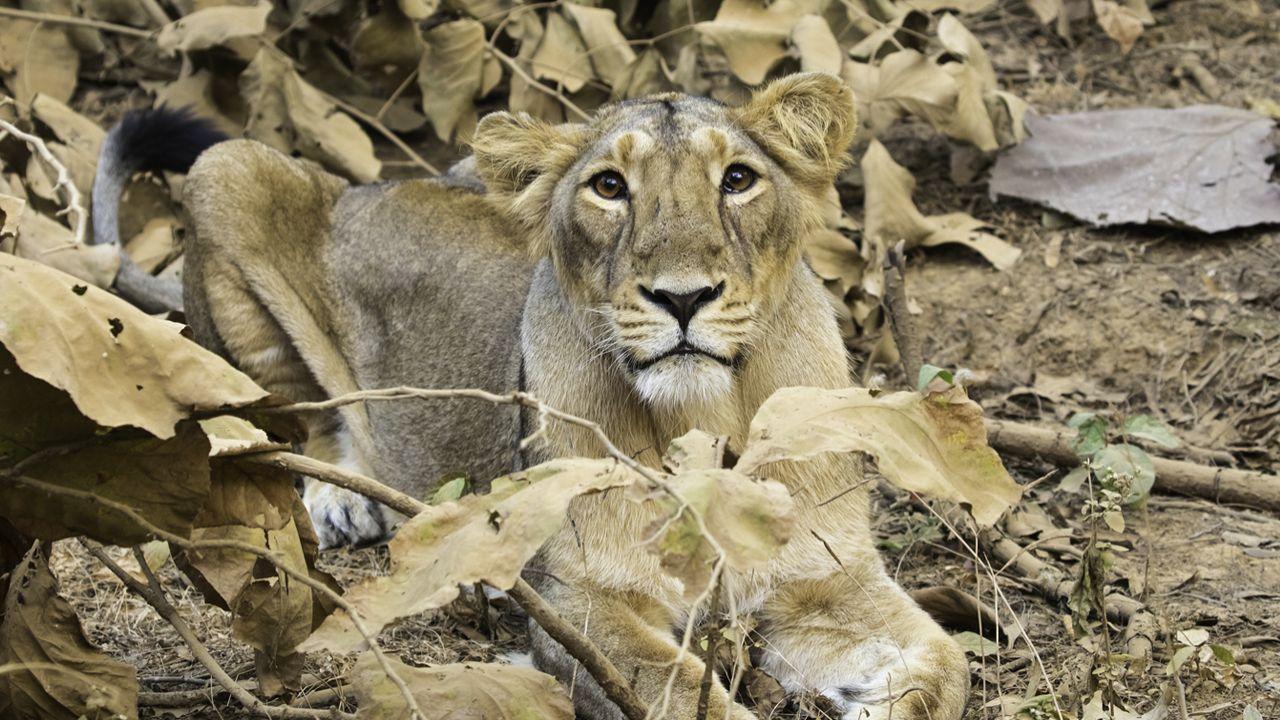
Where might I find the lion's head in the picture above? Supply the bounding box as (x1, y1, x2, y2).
(472, 73, 856, 410)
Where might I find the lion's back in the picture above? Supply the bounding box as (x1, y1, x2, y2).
(328, 178, 536, 495)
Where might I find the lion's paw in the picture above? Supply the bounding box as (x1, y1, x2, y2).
(303, 483, 389, 549)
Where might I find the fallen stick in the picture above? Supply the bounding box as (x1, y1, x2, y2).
(984, 418, 1280, 512)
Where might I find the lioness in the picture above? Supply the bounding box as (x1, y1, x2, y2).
(95, 73, 968, 719)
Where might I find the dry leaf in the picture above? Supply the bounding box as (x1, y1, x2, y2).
(418, 19, 486, 143)
(663, 428, 726, 474)
(937, 14, 995, 91)
(242, 49, 382, 182)
(696, 0, 804, 85)
(735, 385, 1022, 526)
(564, 3, 638, 87)
(650, 468, 794, 599)
(352, 2, 423, 79)
(1092, 0, 1144, 54)
(0, 253, 269, 438)
(302, 458, 642, 652)
(989, 106, 1280, 233)
(10, 207, 120, 288)
(156, 0, 272, 55)
(791, 15, 843, 75)
(350, 653, 573, 720)
(0, 403, 212, 545)
(125, 217, 178, 274)
(863, 140, 1020, 269)
(612, 48, 676, 100)
(531, 11, 595, 94)
(0, 21, 78, 106)
(397, 0, 441, 20)
(0, 545, 139, 720)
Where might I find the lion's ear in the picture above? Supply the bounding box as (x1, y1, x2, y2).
(735, 72, 857, 187)
(471, 112, 588, 194)
(470, 112, 589, 256)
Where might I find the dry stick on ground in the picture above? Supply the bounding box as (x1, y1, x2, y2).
(882, 240, 923, 386)
(81, 542, 356, 720)
(0, 109, 88, 245)
(6, 475, 425, 720)
(984, 419, 1280, 512)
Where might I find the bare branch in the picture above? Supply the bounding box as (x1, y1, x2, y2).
(508, 578, 648, 720)
(0, 7, 153, 38)
(0, 111, 88, 245)
(81, 541, 355, 720)
(10, 475, 423, 720)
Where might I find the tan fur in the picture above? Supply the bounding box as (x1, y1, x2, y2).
(181, 73, 968, 719)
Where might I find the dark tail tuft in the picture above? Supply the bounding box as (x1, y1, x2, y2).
(107, 105, 228, 175)
(91, 106, 229, 313)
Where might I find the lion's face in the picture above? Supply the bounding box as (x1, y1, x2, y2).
(473, 74, 857, 410)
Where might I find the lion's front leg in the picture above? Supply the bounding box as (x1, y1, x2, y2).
(758, 565, 969, 720)
(529, 580, 757, 720)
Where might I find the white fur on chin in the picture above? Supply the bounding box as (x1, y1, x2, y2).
(633, 355, 733, 409)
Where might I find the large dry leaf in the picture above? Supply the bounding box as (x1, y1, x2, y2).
(695, 0, 805, 85)
(302, 458, 641, 652)
(418, 19, 486, 143)
(735, 386, 1022, 526)
(989, 106, 1280, 233)
(530, 11, 595, 93)
(242, 49, 382, 182)
(9, 204, 120, 288)
(936, 14, 995, 91)
(862, 140, 1020, 270)
(0, 253, 269, 438)
(651, 468, 794, 599)
(0, 414, 212, 544)
(790, 14, 843, 75)
(564, 3, 637, 87)
(844, 49, 997, 151)
(350, 653, 573, 720)
(230, 521, 312, 696)
(0, 545, 138, 720)
(156, 0, 272, 55)
(0, 21, 78, 106)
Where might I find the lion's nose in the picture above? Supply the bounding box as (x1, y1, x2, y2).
(640, 282, 724, 332)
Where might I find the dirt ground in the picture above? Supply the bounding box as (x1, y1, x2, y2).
(47, 0, 1279, 718)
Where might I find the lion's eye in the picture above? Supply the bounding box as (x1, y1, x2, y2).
(721, 164, 757, 194)
(590, 171, 628, 200)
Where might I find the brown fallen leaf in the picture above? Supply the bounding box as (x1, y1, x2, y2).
(350, 652, 573, 720)
(1091, 0, 1144, 54)
(0, 253, 269, 437)
(564, 3, 637, 88)
(696, 0, 804, 85)
(156, 0, 272, 55)
(0, 20, 78, 106)
(242, 49, 382, 183)
(530, 10, 595, 94)
(302, 458, 642, 652)
(863, 140, 1021, 270)
(0, 545, 139, 720)
(989, 106, 1280, 233)
(790, 14, 843, 75)
(735, 385, 1022, 527)
(418, 19, 486, 143)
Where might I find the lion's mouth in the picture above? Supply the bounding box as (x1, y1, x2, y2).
(629, 342, 736, 372)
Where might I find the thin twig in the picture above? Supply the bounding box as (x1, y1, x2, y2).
(82, 542, 355, 720)
(10, 476, 424, 720)
(487, 46, 591, 120)
(322, 91, 441, 176)
(508, 578, 648, 720)
(0, 7, 153, 38)
(0, 112, 88, 245)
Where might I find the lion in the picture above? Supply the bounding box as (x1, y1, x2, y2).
(93, 73, 969, 720)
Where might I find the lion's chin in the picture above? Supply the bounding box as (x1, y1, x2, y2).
(632, 356, 734, 410)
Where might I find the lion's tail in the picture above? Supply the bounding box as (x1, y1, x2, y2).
(91, 107, 227, 313)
